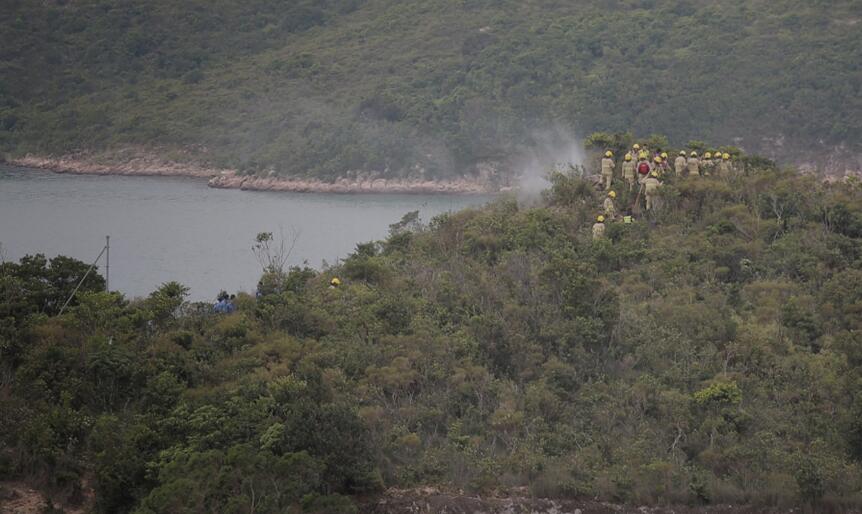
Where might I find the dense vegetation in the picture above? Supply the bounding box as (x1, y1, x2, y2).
(3, 160, 862, 512)
(1, 0, 860, 179)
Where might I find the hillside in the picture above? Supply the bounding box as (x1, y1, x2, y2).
(2, 162, 862, 512)
(1, 0, 861, 181)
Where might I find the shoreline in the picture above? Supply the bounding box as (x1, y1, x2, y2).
(8, 154, 500, 195)
(9, 154, 219, 179)
(207, 172, 496, 195)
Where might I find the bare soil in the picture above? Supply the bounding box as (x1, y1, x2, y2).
(0, 483, 47, 514)
(358, 487, 833, 514)
(0, 481, 93, 514)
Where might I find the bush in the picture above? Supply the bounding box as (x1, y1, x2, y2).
(301, 493, 357, 514)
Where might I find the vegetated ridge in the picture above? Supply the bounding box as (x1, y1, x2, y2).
(2, 157, 862, 513)
(1, 0, 861, 184)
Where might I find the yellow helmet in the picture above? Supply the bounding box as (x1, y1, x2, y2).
(330, 277, 342, 287)
(661, 152, 668, 159)
(633, 144, 641, 150)
(690, 151, 698, 157)
(605, 151, 613, 158)
(723, 152, 731, 160)
(651, 171, 659, 177)
(654, 156, 662, 163)
(608, 190, 616, 198)
(679, 151, 686, 156)
(704, 152, 712, 159)
(625, 153, 632, 161)
(639, 150, 648, 160)
(597, 215, 605, 223)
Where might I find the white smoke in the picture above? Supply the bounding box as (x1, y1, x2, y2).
(514, 125, 586, 202)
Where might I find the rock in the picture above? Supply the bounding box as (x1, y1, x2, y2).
(11, 153, 500, 195)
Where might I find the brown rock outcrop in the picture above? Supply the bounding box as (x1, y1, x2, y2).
(207, 171, 495, 194)
(9, 152, 498, 194)
(10, 153, 221, 179)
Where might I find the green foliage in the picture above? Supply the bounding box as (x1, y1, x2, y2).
(389, 210, 423, 236)
(693, 382, 742, 407)
(0, 254, 105, 361)
(145, 281, 189, 327)
(301, 493, 357, 514)
(342, 243, 389, 283)
(0, 253, 105, 316)
(794, 457, 825, 504)
(585, 132, 632, 159)
(544, 169, 596, 209)
(3, 161, 862, 510)
(0, 1, 858, 178)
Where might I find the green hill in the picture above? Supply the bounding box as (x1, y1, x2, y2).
(3, 164, 862, 512)
(1, 0, 860, 179)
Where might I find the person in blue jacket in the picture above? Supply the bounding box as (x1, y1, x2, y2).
(213, 291, 229, 313)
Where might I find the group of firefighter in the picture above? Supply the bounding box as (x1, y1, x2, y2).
(592, 143, 737, 239)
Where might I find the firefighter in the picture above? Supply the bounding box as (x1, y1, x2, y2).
(637, 155, 652, 184)
(592, 215, 606, 239)
(604, 190, 617, 218)
(687, 151, 700, 176)
(719, 152, 733, 176)
(654, 155, 668, 175)
(601, 150, 615, 190)
(702, 152, 714, 175)
(622, 153, 636, 190)
(675, 151, 687, 175)
(644, 171, 662, 211)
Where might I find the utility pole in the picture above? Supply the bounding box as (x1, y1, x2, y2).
(105, 235, 110, 292)
(58, 242, 108, 316)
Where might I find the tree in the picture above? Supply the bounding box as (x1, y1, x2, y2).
(146, 281, 189, 327)
(4, 152, 862, 510)
(388, 211, 422, 236)
(252, 228, 299, 274)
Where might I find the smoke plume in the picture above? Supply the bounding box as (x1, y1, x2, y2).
(513, 125, 586, 202)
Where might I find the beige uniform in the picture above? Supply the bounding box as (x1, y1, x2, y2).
(601, 158, 615, 190)
(687, 157, 700, 176)
(603, 197, 616, 218)
(674, 156, 686, 175)
(702, 159, 713, 175)
(622, 161, 636, 189)
(592, 222, 606, 239)
(719, 160, 732, 176)
(644, 177, 661, 210)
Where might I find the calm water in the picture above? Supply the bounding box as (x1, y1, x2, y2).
(0, 166, 490, 299)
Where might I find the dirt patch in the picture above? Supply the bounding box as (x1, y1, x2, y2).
(358, 488, 807, 514)
(0, 482, 47, 514)
(833, 17, 859, 26)
(0, 480, 94, 514)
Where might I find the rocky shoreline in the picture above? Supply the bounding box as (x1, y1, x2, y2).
(8, 154, 499, 195)
(207, 171, 495, 194)
(10, 154, 219, 179)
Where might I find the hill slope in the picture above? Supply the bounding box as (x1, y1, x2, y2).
(2, 164, 862, 512)
(1, 0, 861, 180)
